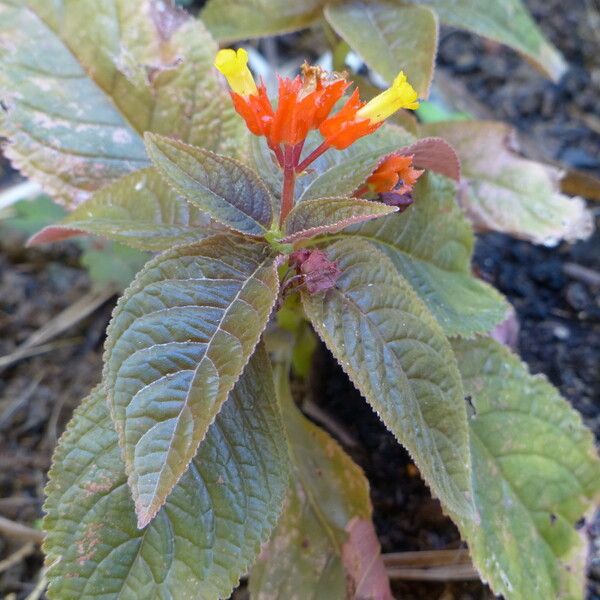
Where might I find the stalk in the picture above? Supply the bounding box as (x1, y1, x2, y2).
(296, 141, 330, 173)
(279, 145, 297, 226)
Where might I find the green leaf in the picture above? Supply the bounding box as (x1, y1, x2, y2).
(451, 337, 600, 600)
(1, 195, 66, 235)
(146, 134, 274, 235)
(202, 0, 327, 41)
(413, 0, 566, 81)
(422, 121, 593, 246)
(103, 235, 279, 527)
(44, 346, 289, 599)
(28, 168, 219, 251)
(326, 173, 508, 337)
(250, 371, 391, 600)
(302, 238, 474, 519)
(416, 100, 472, 124)
(324, 0, 438, 98)
(300, 136, 460, 202)
(283, 197, 397, 242)
(299, 149, 395, 202)
(0, 0, 244, 207)
(80, 241, 149, 292)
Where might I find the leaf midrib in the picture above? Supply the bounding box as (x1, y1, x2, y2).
(307, 283, 469, 515)
(159, 145, 271, 233)
(287, 442, 344, 556)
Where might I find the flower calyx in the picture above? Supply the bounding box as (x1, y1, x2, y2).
(288, 249, 341, 294)
(357, 153, 424, 212)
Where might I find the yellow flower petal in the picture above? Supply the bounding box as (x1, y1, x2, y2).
(214, 48, 257, 97)
(356, 71, 419, 123)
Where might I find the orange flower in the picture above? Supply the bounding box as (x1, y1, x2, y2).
(367, 154, 424, 194)
(320, 71, 420, 150)
(319, 89, 382, 150)
(230, 84, 273, 138)
(214, 48, 420, 178)
(268, 74, 348, 147)
(215, 50, 349, 150)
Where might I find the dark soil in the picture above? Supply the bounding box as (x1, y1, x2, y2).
(0, 231, 107, 596)
(1, 0, 599, 598)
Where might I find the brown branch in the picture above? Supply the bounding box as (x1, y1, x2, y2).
(0, 515, 44, 545)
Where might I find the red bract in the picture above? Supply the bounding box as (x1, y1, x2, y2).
(268, 71, 349, 147)
(215, 49, 419, 170)
(229, 66, 349, 149)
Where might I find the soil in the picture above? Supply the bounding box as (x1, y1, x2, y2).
(0, 0, 599, 598)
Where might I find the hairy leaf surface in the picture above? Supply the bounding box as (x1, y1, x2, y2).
(303, 238, 474, 519)
(325, 173, 508, 337)
(28, 169, 218, 250)
(283, 197, 396, 242)
(325, 0, 438, 97)
(0, 0, 244, 207)
(414, 0, 565, 80)
(44, 348, 288, 599)
(250, 373, 391, 599)
(423, 121, 593, 245)
(202, 0, 327, 41)
(452, 337, 600, 600)
(104, 235, 279, 527)
(146, 134, 274, 235)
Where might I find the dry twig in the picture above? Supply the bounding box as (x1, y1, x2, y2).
(0, 542, 35, 574)
(0, 288, 114, 370)
(0, 516, 44, 545)
(383, 549, 479, 582)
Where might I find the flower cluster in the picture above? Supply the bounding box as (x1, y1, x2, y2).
(214, 48, 420, 172)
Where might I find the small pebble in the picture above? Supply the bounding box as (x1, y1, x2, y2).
(553, 324, 570, 340)
(565, 282, 590, 311)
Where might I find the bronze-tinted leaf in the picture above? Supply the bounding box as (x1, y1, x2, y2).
(0, 0, 245, 207)
(423, 121, 594, 245)
(146, 134, 274, 235)
(28, 168, 219, 250)
(103, 235, 279, 527)
(303, 238, 474, 519)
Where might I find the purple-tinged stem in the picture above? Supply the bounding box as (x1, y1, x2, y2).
(280, 145, 297, 226)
